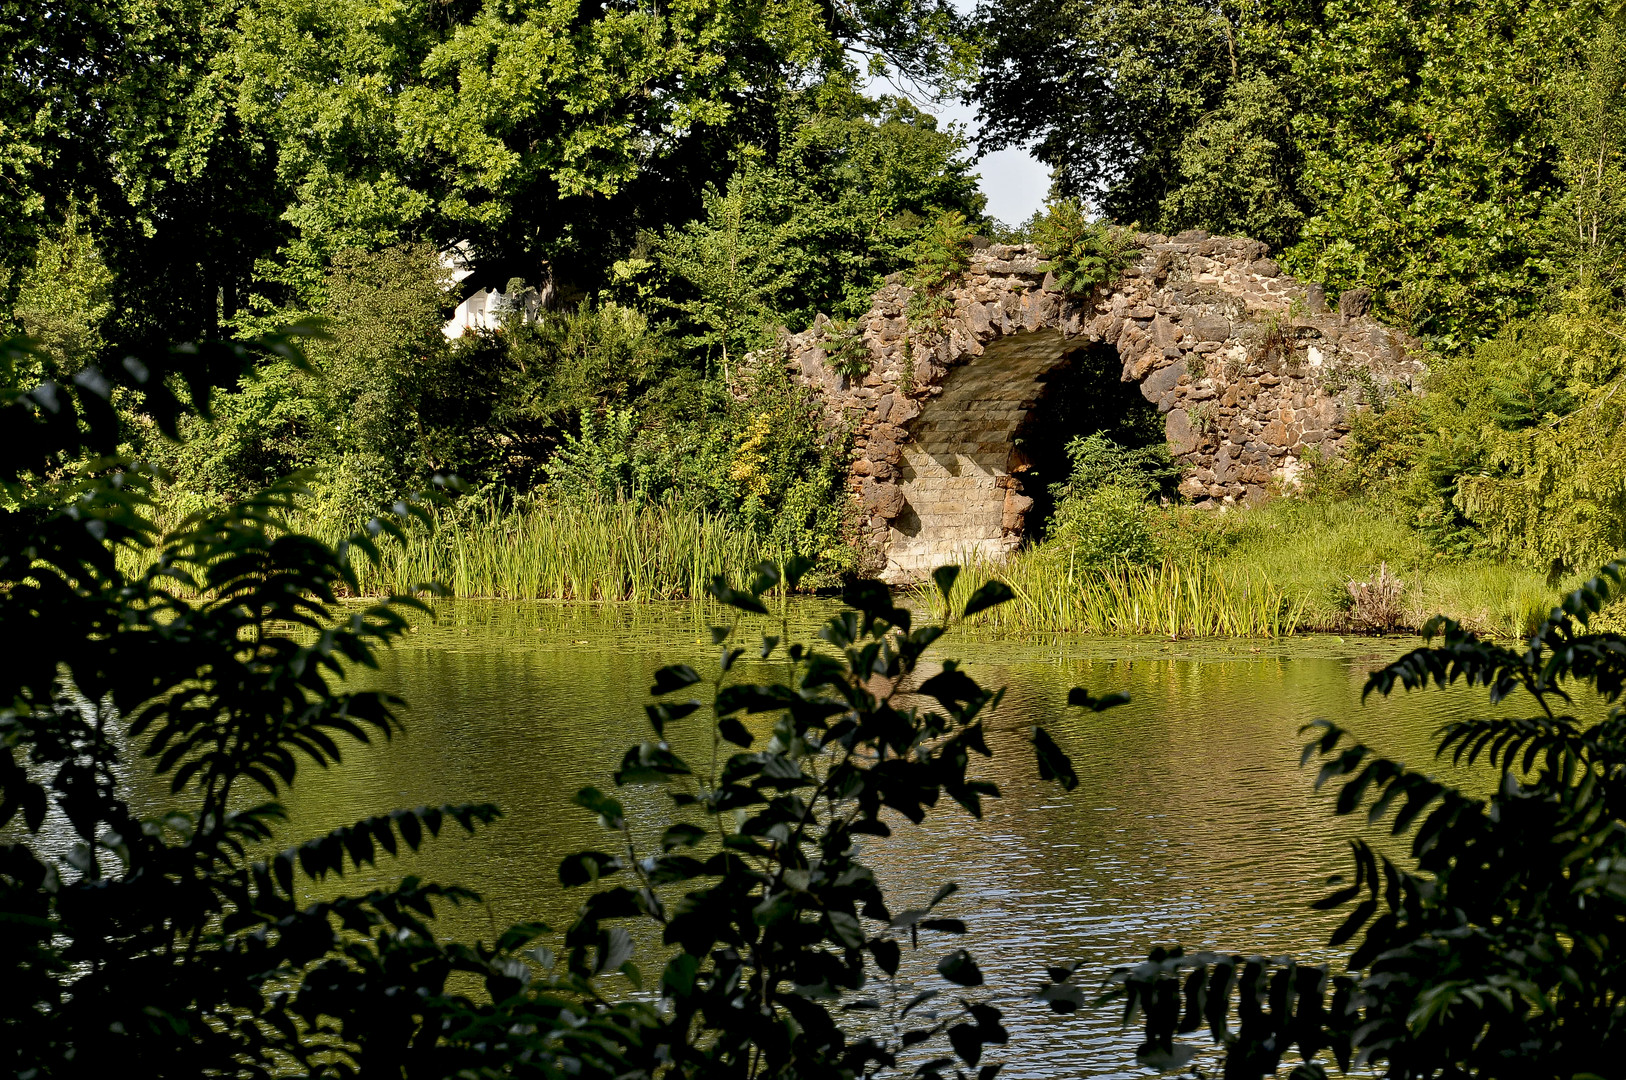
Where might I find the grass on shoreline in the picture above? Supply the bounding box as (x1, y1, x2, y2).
(300, 496, 773, 602)
(912, 498, 1581, 640)
(297, 495, 1586, 638)
(914, 556, 1309, 638)
(135, 489, 1593, 639)
(1168, 498, 1565, 638)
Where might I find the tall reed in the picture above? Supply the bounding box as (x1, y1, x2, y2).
(915, 552, 1307, 637)
(294, 496, 770, 601)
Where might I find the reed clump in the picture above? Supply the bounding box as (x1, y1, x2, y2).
(295, 495, 770, 601)
(914, 552, 1307, 638)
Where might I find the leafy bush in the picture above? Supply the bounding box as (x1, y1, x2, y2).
(1057, 563, 1626, 1077)
(654, 88, 987, 363)
(1030, 199, 1138, 296)
(1048, 485, 1159, 567)
(544, 406, 646, 500)
(1342, 307, 1626, 570)
(906, 210, 978, 325)
(2, 331, 668, 1077)
(1043, 433, 1177, 565)
(556, 563, 1123, 1078)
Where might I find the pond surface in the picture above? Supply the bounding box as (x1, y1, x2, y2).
(279, 600, 1503, 1078)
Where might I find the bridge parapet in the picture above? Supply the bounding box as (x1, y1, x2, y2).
(768, 231, 1424, 582)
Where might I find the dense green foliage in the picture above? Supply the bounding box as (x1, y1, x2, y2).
(0, 0, 972, 342)
(972, 4, 1626, 604)
(14, 0, 1626, 1073)
(15, 325, 1626, 1080)
(1061, 564, 1626, 1077)
(1324, 305, 1626, 576)
(1043, 434, 1176, 568)
(2, 332, 665, 1077)
(649, 88, 984, 365)
(974, 0, 1625, 348)
(3, 8, 990, 570)
(6, 0, 1623, 603)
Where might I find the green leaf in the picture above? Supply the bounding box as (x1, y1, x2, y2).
(962, 581, 1015, 619)
(754, 891, 797, 926)
(869, 937, 902, 975)
(936, 948, 984, 986)
(559, 850, 623, 887)
(573, 786, 626, 829)
(651, 664, 702, 695)
(708, 577, 769, 614)
(717, 717, 754, 747)
(827, 910, 865, 948)
(949, 1023, 984, 1066)
(901, 989, 939, 1017)
(662, 953, 699, 996)
(645, 701, 700, 737)
(661, 823, 707, 850)
(1068, 686, 1131, 712)
(933, 564, 961, 602)
(784, 553, 816, 590)
(748, 561, 780, 596)
(1032, 726, 1079, 791)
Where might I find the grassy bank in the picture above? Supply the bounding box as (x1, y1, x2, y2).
(1173, 498, 1563, 637)
(919, 498, 1571, 640)
(133, 487, 1588, 637)
(916, 556, 1308, 637)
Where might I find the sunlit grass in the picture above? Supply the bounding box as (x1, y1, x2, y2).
(910, 498, 1592, 639)
(1170, 498, 1568, 638)
(124, 482, 1594, 637)
(294, 496, 770, 601)
(913, 553, 1307, 638)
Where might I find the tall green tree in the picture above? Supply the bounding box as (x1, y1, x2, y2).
(973, 0, 1614, 347)
(0, 0, 287, 347)
(1545, 19, 1626, 302)
(1286, 0, 1593, 349)
(654, 85, 986, 363)
(3, 0, 974, 350)
(971, 0, 1309, 250)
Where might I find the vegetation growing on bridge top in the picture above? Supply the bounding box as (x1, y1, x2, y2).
(1030, 201, 1139, 296)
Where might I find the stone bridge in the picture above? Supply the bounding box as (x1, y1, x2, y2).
(769, 231, 1423, 583)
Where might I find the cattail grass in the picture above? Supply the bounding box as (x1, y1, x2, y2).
(293, 495, 770, 601)
(914, 551, 1307, 638)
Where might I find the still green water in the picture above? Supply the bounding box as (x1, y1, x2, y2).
(280, 599, 1497, 1078)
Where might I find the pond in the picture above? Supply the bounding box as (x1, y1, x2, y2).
(279, 599, 1500, 1078)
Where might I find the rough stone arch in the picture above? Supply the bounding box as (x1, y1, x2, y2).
(768, 231, 1423, 582)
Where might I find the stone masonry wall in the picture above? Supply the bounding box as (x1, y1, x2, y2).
(765, 230, 1424, 583)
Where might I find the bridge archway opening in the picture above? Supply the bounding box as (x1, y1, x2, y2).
(1012, 341, 1165, 541)
(885, 330, 1166, 578)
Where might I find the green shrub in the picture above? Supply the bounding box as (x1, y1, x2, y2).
(1342, 307, 1626, 571)
(1071, 564, 1626, 1077)
(906, 210, 977, 324)
(1043, 433, 1177, 565)
(1049, 484, 1159, 566)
